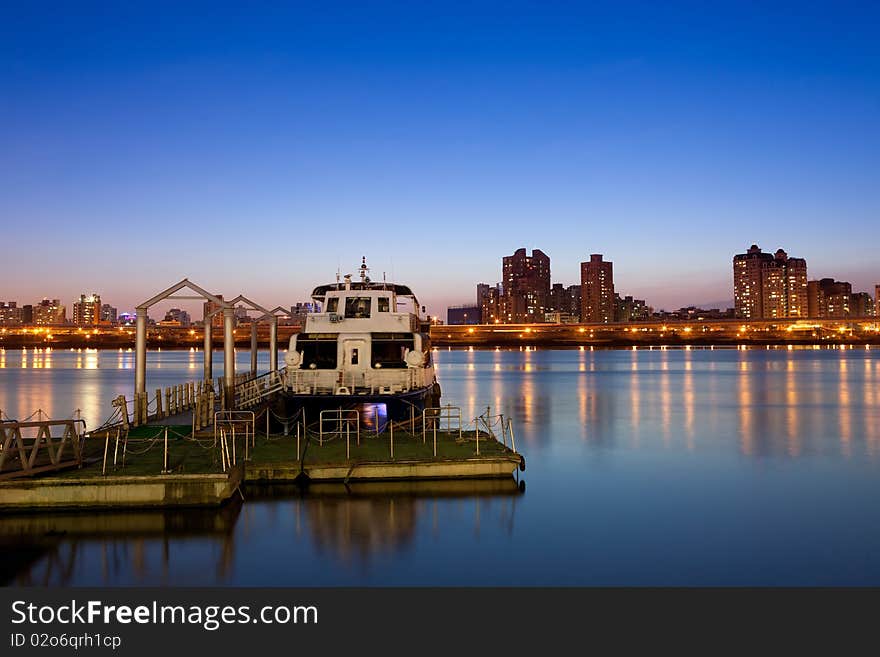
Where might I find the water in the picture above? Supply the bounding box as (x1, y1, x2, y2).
(2, 345, 880, 585)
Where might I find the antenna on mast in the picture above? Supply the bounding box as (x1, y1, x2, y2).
(359, 256, 370, 283)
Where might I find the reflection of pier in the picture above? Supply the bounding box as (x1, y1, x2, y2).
(2, 479, 523, 584)
(250, 479, 524, 564)
(0, 501, 242, 586)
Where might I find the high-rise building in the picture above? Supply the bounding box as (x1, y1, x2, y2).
(733, 245, 807, 319)
(733, 245, 771, 318)
(33, 299, 66, 325)
(546, 283, 579, 323)
(566, 285, 582, 323)
(21, 304, 33, 324)
(476, 283, 490, 309)
(501, 248, 550, 323)
(808, 278, 852, 318)
(614, 294, 650, 322)
(101, 303, 117, 324)
(0, 302, 22, 326)
(203, 295, 225, 328)
(581, 254, 615, 324)
(479, 284, 502, 324)
(548, 283, 567, 315)
(850, 292, 874, 317)
(73, 294, 102, 325)
(876, 285, 880, 318)
(163, 308, 191, 326)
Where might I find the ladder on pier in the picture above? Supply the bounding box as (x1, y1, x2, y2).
(235, 369, 287, 409)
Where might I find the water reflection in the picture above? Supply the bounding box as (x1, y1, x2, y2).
(2, 503, 243, 586)
(839, 358, 851, 457)
(4, 347, 880, 585)
(3, 481, 523, 585)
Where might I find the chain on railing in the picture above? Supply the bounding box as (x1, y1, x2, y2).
(318, 409, 359, 458)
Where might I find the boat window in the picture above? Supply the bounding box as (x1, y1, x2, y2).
(297, 337, 337, 369)
(378, 297, 390, 312)
(371, 337, 415, 369)
(351, 348, 359, 365)
(326, 297, 339, 313)
(344, 297, 372, 318)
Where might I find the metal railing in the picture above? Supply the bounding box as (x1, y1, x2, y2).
(318, 409, 360, 458)
(422, 405, 462, 457)
(235, 369, 287, 408)
(0, 419, 87, 479)
(214, 411, 255, 471)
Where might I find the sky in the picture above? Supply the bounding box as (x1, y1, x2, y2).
(2, 1, 879, 319)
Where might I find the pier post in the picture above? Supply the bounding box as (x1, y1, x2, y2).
(269, 317, 278, 372)
(135, 307, 147, 400)
(204, 319, 213, 381)
(223, 306, 235, 410)
(250, 321, 258, 377)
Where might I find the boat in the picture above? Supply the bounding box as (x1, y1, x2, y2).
(277, 258, 442, 429)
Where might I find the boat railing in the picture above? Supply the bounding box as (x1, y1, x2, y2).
(284, 367, 434, 396)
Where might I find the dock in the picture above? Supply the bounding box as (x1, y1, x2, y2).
(0, 277, 526, 513)
(0, 408, 524, 511)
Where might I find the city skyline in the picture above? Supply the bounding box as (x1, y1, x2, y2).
(3, 3, 880, 315)
(2, 236, 877, 324)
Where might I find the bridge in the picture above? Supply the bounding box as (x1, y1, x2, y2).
(431, 316, 880, 347)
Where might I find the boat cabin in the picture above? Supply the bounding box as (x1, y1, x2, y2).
(284, 269, 434, 396)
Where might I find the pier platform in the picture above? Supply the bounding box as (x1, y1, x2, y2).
(0, 422, 524, 512)
(0, 465, 243, 512)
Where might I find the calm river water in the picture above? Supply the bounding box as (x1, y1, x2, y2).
(2, 345, 880, 585)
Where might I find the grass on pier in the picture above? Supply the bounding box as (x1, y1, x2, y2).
(253, 427, 511, 465)
(59, 426, 514, 480)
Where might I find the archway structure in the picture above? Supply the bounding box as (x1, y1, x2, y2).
(134, 279, 233, 419)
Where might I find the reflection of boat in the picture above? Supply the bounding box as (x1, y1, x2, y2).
(278, 258, 441, 427)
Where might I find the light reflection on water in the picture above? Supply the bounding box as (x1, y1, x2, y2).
(3, 347, 880, 586)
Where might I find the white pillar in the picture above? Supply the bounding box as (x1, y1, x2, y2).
(250, 321, 258, 377)
(204, 319, 213, 382)
(269, 316, 278, 372)
(135, 307, 147, 397)
(223, 307, 235, 409)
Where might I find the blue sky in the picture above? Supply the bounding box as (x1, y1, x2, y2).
(2, 1, 878, 317)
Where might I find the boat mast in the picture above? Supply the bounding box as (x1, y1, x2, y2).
(359, 256, 369, 284)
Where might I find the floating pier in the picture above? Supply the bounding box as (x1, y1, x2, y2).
(0, 405, 524, 511)
(1, 277, 526, 512)
(0, 467, 243, 512)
